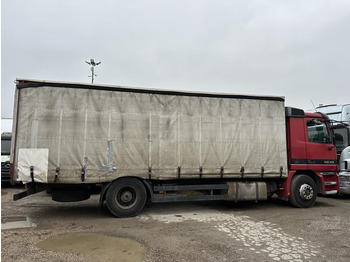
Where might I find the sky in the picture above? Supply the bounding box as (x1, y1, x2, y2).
(2, 0, 350, 132)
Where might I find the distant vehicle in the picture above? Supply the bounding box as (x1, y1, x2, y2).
(315, 104, 350, 194)
(315, 104, 350, 124)
(333, 124, 350, 161)
(1, 133, 11, 183)
(338, 146, 350, 194)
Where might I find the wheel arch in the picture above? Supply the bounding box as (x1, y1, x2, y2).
(289, 173, 318, 208)
(293, 170, 323, 194)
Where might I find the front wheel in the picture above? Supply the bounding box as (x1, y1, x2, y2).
(106, 178, 147, 217)
(289, 175, 317, 208)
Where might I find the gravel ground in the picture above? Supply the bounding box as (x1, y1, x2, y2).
(1, 185, 350, 262)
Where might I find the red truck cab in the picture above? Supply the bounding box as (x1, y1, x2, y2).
(278, 107, 339, 207)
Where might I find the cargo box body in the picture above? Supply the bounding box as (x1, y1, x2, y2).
(12, 79, 288, 184)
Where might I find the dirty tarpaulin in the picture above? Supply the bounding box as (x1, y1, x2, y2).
(13, 81, 288, 184)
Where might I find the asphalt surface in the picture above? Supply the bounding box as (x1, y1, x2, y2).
(1, 185, 350, 262)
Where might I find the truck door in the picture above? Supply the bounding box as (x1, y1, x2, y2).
(305, 118, 337, 171)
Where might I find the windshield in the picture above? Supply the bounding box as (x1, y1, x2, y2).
(307, 120, 331, 144)
(1, 139, 11, 155)
(334, 128, 349, 148)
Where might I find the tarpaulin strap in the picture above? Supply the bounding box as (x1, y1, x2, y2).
(81, 167, 85, 182)
(148, 167, 152, 180)
(30, 166, 34, 183)
(220, 167, 224, 178)
(280, 166, 283, 178)
(240, 167, 244, 178)
(54, 167, 60, 183)
(81, 157, 88, 183)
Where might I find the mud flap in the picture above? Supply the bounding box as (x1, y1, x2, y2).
(99, 183, 112, 211)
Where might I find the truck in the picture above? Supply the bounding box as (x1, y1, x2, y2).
(314, 104, 350, 194)
(315, 104, 350, 125)
(11, 79, 339, 217)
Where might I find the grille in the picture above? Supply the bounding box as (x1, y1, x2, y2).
(1, 161, 11, 182)
(340, 175, 350, 181)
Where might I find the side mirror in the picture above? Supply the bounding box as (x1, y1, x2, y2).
(328, 145, 336, 151)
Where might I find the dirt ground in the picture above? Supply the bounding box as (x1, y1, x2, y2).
(1, 185, 350, 262)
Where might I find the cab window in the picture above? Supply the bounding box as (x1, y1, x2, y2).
(307, 120, 331, 144)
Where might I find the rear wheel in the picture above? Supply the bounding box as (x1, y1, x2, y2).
(106, 178, 147, 217)
(289, 175, 317, 208)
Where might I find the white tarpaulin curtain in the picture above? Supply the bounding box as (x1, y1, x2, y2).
(14, 84, 288, 184)
(18, 148, 48, 183)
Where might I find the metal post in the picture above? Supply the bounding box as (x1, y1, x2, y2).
(85, 59, 101, 84)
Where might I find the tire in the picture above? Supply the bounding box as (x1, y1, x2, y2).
(289, 175, 317, 208)
(106, 178, 147, 217)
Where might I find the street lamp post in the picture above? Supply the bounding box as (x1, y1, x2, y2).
(85, 59, 101, 83)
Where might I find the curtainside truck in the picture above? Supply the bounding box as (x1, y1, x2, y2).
(11, 79, 339, 217)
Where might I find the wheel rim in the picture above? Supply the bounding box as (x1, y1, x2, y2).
(299, 184, 314, 200)
(115, 187, 137, 209)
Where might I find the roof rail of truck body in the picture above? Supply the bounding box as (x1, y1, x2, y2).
(315, 104, 350, 125)
(316, 104, 338, 109)
(316, 104, 350, 110)
(15, 79, 285, 102)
